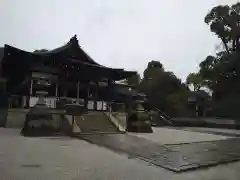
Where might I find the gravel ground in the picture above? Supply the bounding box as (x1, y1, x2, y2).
(1, 128, 240, 180)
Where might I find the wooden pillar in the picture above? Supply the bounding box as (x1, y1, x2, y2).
(106, 79, 111, 111)
(64, 81, 68, 97)
(25, 78, 31, 108)
(63, 73, 68, 98)
(30, 79, 33, 96)
(94, 82, 98, 110)
(84, 82, 89, 109)
(25, 95, 30, 108)
(196, 104, 199, 117)
(77, 81, 80, 103)
(55, 83, 58, 97)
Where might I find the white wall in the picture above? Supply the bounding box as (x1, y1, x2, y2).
(28, 96, 107, 110)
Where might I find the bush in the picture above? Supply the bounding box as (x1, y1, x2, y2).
(213, 97, 240, 119)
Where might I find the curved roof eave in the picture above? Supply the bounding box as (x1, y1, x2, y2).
(4, 35, 99, 66)
(33, 35, 100, 66)
(2, 35, 137, 79)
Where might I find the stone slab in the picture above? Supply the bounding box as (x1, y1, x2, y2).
(2, 128, 240, 179)
(77, 134, 240, 172)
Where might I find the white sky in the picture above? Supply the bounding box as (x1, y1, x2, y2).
(0, 0, 237, 81)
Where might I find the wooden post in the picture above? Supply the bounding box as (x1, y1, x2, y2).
(30, 79, 33, 96)
(84, 82, 89, 109)
(77, 81, 80, 103)
(64, 81, 68, 97)
(55, 83, 58, 97)
(25, 78, 31, 108)
(196, 105, 199, 117)
(94, 82, 98, 110)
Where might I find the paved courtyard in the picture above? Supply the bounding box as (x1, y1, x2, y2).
(1, 127, 240, 179)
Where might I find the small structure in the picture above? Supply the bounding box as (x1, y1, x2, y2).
(188, 90, 211, 117)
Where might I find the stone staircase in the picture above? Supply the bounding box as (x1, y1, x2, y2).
(75, 111, 119, 133)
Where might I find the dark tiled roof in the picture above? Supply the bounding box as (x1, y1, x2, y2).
(33, 35, 100, 66)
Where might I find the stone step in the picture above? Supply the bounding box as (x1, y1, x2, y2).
(75, 111, 118, 133)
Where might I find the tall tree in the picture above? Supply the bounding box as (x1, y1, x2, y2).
(195, 2, 240, 118)
(205, 3, 240, 53)
(143, 60, 163, 79)
(139, 61, 189, 116)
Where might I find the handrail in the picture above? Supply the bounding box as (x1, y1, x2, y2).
(154, 108, 173, 125)
(106, 103, 122, 131)
(155, 108, 171, 120)
(145, 108, 173, 125)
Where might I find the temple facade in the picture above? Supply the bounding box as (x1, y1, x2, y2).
(0, 35, 143, 110)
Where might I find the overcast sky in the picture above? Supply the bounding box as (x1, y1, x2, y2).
(0, 0, 237, 81)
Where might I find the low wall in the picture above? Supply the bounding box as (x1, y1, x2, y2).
(106, 112, 125, 132)
(111, 112, 127, 130)
(26, 96, 108, 110)
(171, 117, 240, 129)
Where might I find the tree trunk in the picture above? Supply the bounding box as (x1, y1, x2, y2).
(236, 36, 240, 52)
(221, 37, 230, 54)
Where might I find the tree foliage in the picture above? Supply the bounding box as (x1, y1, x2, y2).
(139, 61, 190, 117)
(186, 2, 240, 119)
(137, 2, 240, 118)
(205, 3, 240, 53)
(126, 73, 141, 86)
(186, 73, 203, 91)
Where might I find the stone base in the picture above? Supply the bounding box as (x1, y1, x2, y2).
(126, 113, 153, 133)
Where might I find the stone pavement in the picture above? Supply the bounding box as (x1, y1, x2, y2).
(1, 128, 240, 179)
(77, 133, 240, 172)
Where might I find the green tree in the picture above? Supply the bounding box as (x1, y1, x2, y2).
(143, 60, 163, 79)
(186, 73, 203, 91)
(126, 73, 141, 86)
(139, 60, 190, 116)
(205, 3, 240, 53)
(193, 2, 240, 118)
